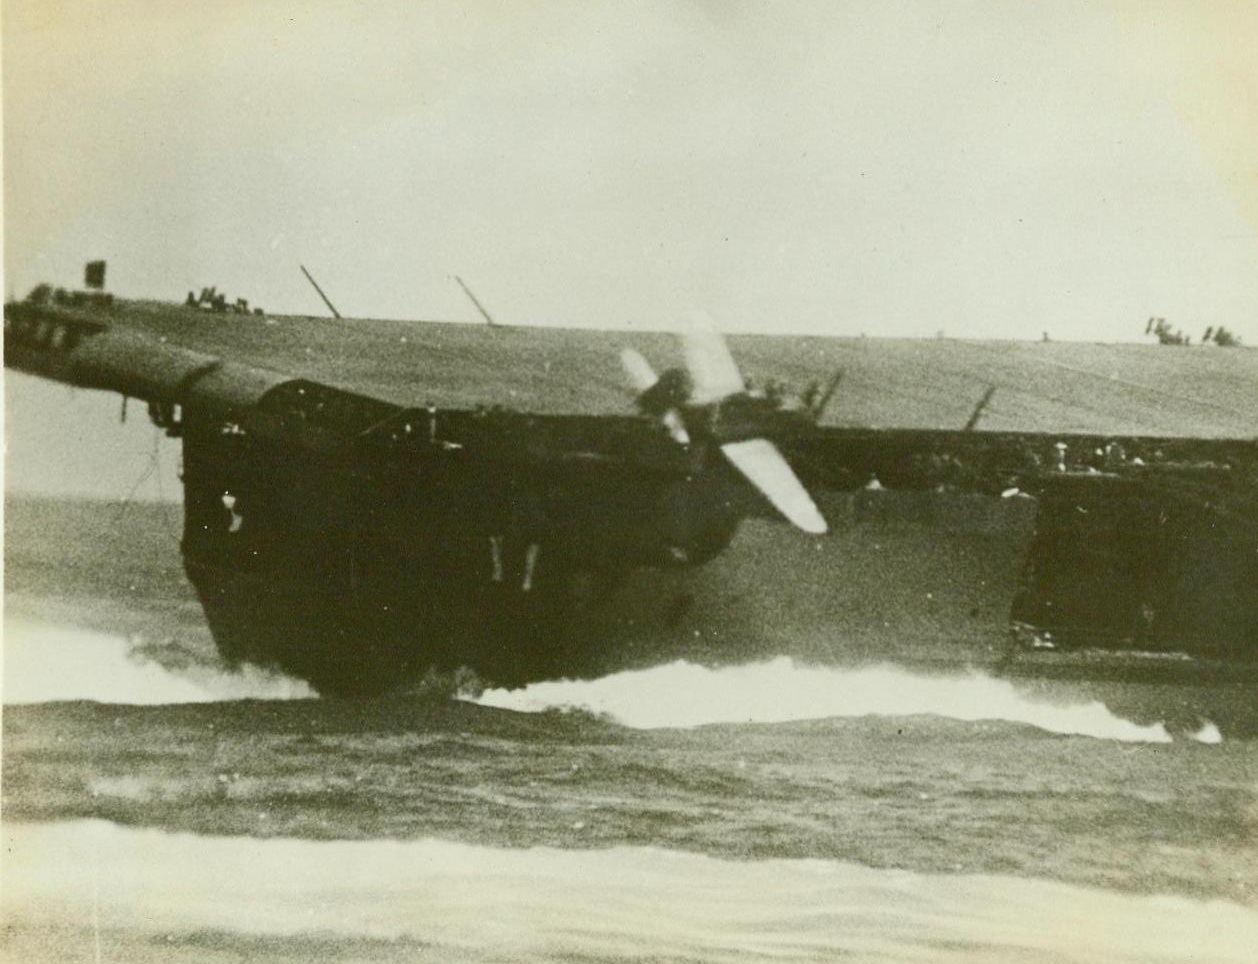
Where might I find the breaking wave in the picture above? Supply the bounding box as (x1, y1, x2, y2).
(2, 620, 314, 704)
(473, 657, 1183, 743)
(1191, 721, 1224, 745)
(7, 820, 1257, 964)
(1, 619, 1225, 744)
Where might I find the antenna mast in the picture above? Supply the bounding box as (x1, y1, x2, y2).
(454, 275, 498, 327)
(299, 264, 342, 319)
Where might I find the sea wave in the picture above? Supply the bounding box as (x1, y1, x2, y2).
(0, 620, 1222, 748)
(4, 820, 1255, 964)
(473, 657, 1185, 743)
(1, 619, 314, 704)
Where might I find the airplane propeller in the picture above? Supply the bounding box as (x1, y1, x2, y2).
(620, 347, 691, 445)
(620, 331, 828, 535)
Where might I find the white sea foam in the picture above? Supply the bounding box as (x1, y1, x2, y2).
(473, 657, 1178, 743)
(1, 619, 314, 704)
(4, 820, 1256, 964)
(1191, 721, 1224, 745)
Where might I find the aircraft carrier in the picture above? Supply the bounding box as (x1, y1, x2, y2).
(5, 287, 1257, 702)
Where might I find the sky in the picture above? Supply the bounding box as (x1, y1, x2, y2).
(4, 0, 1258, 341)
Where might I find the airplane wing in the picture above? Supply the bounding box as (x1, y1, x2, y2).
(720, 438, 828, 534)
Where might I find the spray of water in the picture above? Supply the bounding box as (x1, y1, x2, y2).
(2, 620, 314, 704)
(1191, 721, 1223, 745)
(3, 619, 1224, 742)
(472, 657, 1182, 743)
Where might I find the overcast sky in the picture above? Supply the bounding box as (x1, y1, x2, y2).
(4, 0, 1257, 341)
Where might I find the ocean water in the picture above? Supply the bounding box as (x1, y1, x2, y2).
(6, 820, 1257, 964)
(2, 618, 1256, 963)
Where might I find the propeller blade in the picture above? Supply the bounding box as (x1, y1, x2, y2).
(682, 327, 745, 405)
(720, 438, 828, 534)
(661, 409, 691, 446)
(622, 349, 691, 444)
(620, 348, 659, 393)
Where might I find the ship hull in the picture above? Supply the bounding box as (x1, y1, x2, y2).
(8, 488, 1256, 734)
(182, 482, 1039, 693)
(154, 490, 1258, 740)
